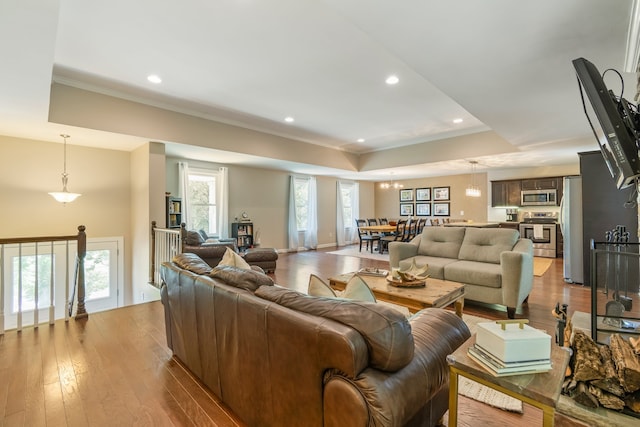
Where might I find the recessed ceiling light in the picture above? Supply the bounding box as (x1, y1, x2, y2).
(385, 75, 399, 85)
(284, 116, 295, 123)
(357, 138, 365, 143)
(147, 74, 162, 84)
(453, 118, 463, 124)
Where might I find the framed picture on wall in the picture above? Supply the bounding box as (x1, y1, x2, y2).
(399, 188, 414, 202)
(416, 203, 431, 216)
(433, 186, 450, 201)
(416, 188, 431, 201)
(433, 202, 450, 216)
(400, 203, 414, 216)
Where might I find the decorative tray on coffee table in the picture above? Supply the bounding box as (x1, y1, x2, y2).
(386, 276, 426, 288)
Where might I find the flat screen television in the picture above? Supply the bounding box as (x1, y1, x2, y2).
(572, 57, 640, 189)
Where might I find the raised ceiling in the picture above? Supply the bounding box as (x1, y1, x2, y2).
(0, 0, 637, 180)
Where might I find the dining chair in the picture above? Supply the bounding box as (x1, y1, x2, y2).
(403, 218, 417, 241)
(356, 219, 380, 253)
(430, 218, 441, 226)
(378, 218, 389, 225)
(380, 219, 406, 253)
(416, 218, 426, 235)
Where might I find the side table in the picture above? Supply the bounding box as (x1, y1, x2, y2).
(447, 336, 570, 427)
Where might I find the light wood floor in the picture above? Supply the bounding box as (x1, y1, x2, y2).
(0, 247, 592, 426)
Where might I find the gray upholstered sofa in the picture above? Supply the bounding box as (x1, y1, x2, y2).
(389, 227, 533, 318)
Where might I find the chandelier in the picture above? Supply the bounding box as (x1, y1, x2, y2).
(380, 173, 404, 189)
(465, 160, 481, 197)
(49, 134, 81, 203)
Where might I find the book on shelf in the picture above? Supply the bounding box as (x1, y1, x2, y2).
(467, 345, 552, 377)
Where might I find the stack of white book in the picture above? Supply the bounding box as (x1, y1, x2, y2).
(469, 320, 553, 377)
(467, 343, 552, 377)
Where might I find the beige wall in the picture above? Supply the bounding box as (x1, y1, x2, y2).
(375, 172, 489, 223)
(165, 157, 375, 249)
(0, 134, 134, 301)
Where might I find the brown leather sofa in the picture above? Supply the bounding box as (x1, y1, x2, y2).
(161, 253, 470, 427)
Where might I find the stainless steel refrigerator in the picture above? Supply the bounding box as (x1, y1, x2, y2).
(560, 175, 583, 284)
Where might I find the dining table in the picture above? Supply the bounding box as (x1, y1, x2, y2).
(359, 224, 397, 233)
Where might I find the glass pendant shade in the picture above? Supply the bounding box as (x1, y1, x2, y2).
(466, 160, 481, 197)
(49, 134, 81, 203)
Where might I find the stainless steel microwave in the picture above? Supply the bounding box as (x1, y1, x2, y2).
(521, 189, 557, 206)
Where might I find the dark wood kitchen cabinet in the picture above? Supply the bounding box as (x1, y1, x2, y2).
(491, 180, 521, 207)
(520, 177, 561, 190)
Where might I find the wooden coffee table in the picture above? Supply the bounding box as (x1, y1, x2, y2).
(328, 273, 465, 317)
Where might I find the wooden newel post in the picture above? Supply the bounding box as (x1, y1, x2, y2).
(75, 225, 88, 320)
(150, 221, 157, 285)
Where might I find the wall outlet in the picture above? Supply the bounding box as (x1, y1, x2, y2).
(460, 210, 464, 216)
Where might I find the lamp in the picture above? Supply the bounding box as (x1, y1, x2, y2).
(49, 134, 81, 203)
(380, 173, 404, 189)
(465, 160, 481, 197)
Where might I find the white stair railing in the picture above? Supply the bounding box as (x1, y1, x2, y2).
(0, 225, 87, 335)
(150, 221, 182, 288)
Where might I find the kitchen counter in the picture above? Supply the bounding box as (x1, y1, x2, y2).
(443, 222, 500, 228)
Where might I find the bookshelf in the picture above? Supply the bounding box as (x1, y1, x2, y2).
(232, 222, 253, 251)
(166, 196, 182, 229)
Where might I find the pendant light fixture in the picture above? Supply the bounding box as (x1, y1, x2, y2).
(465, 160, 481, 197)
(49, 134, 81, 203)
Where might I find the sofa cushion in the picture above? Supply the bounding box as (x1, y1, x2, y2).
(444, 260, 502, 288)
(255, 285, 414, 372)
(418, 227, 466, 259)
(185, 230, 205, 246)
(198, 229, 209, 241)
(458, 228, 519, 264)
(172, 253, 213, 275)
(398, 255, 458, 280)
(210, 264, 274, 291)
(219, 247, 251, 270)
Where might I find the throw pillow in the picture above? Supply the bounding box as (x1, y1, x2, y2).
(185, 230, 205, 246)
(218, 247, 251, 270)
(308, 274, 337, 298)
(342, 274, 376, 302)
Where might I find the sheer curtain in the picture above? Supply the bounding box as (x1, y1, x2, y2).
(287, 175, 318, 251)
(178, 161, 190, 227)
(217, 167, 229, 238)
(304, 176, 318, 249)
(336, 180, 359, 246)
(287, 175, 299, 250)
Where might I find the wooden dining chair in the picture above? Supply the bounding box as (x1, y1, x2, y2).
(416, 218, 426, 235)
(356, 219, 380, 253)
(380, 219, 406, 253)
(430, 218, 441, 226)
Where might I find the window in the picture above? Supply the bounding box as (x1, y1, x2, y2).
(188, 170, 218, 235)
(294, 177, 310, 231)
(340, 182, 355, 226)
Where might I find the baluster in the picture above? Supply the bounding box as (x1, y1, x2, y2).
(75, 225, 88, 320)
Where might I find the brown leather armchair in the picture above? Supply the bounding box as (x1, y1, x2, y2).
(180, 226, 238, 266)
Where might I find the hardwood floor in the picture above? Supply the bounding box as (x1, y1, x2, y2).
(0, 247, 591, 426)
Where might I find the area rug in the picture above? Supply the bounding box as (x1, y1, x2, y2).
(533, 257, 553, 276)
(460, 314, 523, 413)
(327, 245, 389, 262)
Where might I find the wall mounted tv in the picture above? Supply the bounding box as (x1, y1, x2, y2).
(572, 57, 640, 189)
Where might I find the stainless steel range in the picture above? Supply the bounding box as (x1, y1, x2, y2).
(519, 212, 558, 258)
